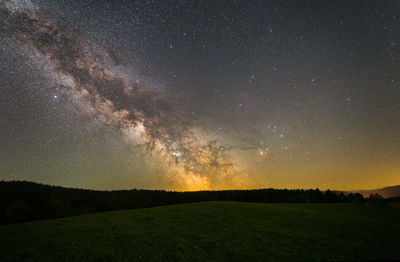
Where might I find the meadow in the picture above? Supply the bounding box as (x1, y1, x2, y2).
(1, 201, 399, 261)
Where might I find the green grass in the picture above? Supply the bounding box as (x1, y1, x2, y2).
(1, 202, 399, 261)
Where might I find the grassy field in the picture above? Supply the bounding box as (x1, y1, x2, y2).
(1, 201, 399, 261)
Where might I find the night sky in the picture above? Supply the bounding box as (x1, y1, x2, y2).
(0, 0, 399, 191)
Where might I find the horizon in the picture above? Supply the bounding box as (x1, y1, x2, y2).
(2, 179, 399, 193)
(1, 0, 399, 191)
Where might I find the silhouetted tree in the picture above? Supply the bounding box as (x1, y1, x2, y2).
(0, 181, 371, 224)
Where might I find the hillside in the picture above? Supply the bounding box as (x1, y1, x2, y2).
(1, 201, 399, 261)
(348, 185, 400, 198)
(0, 181, 365, 224)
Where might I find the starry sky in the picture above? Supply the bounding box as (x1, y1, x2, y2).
(0, 0, 399, 191)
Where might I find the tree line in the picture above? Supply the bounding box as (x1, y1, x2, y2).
(0, 180, 383, 224)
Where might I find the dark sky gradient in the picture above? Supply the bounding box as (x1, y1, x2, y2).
(0, 0, 399, 190)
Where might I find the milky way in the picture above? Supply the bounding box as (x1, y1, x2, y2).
(0, 0, 248, 190)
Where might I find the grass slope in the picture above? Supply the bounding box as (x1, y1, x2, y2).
(1, 201, 399, 261)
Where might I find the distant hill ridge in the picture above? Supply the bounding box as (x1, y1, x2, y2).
(346, 185, 400, 198)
